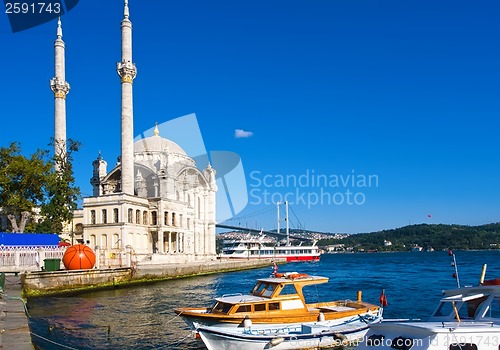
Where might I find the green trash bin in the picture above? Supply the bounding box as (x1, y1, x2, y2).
(44, 258, 61, 272)
(0, 272, 5, 291)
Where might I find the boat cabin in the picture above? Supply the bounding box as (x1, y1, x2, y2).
(210, 275, 329, 316)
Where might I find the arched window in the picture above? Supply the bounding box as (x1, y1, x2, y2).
(164, 211, 168, 225)
(90, 210, 96, 225)
(187, 218, 190, 229)
(172, 212, 176, 226)
(143, 211, 148, 225)
(128, 209, 133, 223)
(102, 209, 107, 224)
(90, 234, 96, 248)
(179, 214, 183, 228)
(136, 210, 140, 224)
(151, 211, 157, 225)
(102, 234, 108, 248)
(113, 208, 119, 223)
(113, 233, 120, 248)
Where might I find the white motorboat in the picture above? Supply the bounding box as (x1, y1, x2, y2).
(357, 278, 500, 350)
(196, 310, 383, 350)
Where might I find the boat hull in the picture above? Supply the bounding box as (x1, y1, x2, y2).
(357, 321, 500, 350)
(220, 255, 320, 262)
(197, 315, 381, 350)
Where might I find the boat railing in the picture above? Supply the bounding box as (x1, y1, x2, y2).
(222, 293, 243, 297)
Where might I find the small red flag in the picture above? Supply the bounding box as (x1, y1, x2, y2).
(379, 289, 388, 307)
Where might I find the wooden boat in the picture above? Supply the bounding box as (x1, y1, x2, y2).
(175, 272, 381, 330)
(196, 311, 383, 350)
(357, 278, 500, 350)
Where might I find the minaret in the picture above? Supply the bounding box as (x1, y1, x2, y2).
(116, 0, 137, 195)
(50, 17, 70, 171)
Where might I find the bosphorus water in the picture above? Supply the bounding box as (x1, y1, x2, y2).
(28, 250, 500, 349)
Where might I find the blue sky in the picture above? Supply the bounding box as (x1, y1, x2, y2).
(1, 0, 499, 234)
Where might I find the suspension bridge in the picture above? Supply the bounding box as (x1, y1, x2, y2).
(215, 201, 312, 242)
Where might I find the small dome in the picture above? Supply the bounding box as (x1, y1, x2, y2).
(134, 135, 187, 156)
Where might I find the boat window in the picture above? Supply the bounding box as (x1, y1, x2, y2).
(262, 284, 276, 297)
(484, 296, 500, 319)
(465, 296, 488, 318)
(212, 302, 232, 314)
(235, 305, 251, 313)
(251, 282, 266, 296)
(279, 284, 298, 295)
(433, 301, 455, 317)
(254, 303, 266, 312)
(268, 302, 280, 311)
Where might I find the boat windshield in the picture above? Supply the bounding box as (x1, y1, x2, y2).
(211, 301, 233, 314)
(433, 295, 490, 320)
(251, 282, 276, 298)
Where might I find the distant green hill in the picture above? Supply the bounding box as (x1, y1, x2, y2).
(318, 223, 500, 251)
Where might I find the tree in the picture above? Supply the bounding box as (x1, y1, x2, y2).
(38, 139, 81, 234)
(0, 143, 52, 232)
(0, 140, 81, 234)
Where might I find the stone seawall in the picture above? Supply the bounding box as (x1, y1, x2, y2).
(22, 258, 281, 297)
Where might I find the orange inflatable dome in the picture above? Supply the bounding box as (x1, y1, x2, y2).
(62, 244, 96, 270)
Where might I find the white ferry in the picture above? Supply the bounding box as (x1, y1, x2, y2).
(220, 238, 321, 262)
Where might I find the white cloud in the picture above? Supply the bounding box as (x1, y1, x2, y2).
(234, 129, 254, 138)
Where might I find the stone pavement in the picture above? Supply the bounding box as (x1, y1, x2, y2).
(0, 274, 33, 349)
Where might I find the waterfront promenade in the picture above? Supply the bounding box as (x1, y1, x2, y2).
(0, 274, 33, 349)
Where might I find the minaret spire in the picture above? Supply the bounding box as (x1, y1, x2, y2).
(57, 16, 62, 38)
(117, 0, 137, 194)
(124, 0, 129, 18)
(50, 16, 70, 172)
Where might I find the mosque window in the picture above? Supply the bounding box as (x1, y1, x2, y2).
(136, 210, 140, 224)
(151, 211, 157, 225)
(91, 210, 96, 225)
(102, 209, 107, 224)
(90, 235, 96, 248)
(128, 209, 133, 223)
(113, 208, 119, 223)
(143, 211, 148, 225)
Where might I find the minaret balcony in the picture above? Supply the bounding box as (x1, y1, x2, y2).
(117, 61, 137, 83)
(50, 77, 70, 96)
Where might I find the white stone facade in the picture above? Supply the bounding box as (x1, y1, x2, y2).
(83, 133, 217, 263)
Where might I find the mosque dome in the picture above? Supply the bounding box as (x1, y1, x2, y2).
(134, 135, 187, 156)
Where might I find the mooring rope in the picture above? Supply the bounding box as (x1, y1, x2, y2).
(158, 309, 184, 326)
(30, 332, 80, 350)
(167, 330, 195, 348)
